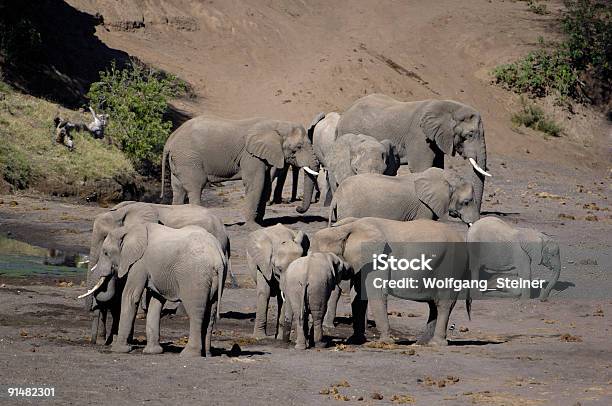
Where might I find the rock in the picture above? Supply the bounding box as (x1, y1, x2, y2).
(584, 214, 598, 221)
(371, 392, 384, 400)
(579, 259, 598, 265)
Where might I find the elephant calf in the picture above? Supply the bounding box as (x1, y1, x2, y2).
(329, 167, 478, 225)
(82, 224, 227, 357)
(246, 224, 309, 338)
(280, 252, 351, 349)
(467, 217, 561, 300)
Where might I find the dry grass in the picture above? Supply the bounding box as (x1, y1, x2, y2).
(0, 82, 134, 191)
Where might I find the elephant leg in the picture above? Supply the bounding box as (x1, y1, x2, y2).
(282, 297, 293, 343)
(105, 304, 121, 345)
(241, 157, 271, 225)
(368, 294, 392, 343)
(174, 164, 207, 206)
(180, 298, 205, 357)
(312, 307, 326, 348)
(171, 173, 187, 204)
(253, 277, 271, 338)
(90, 308, 106, 344)
(111, 275, 146, 353)
(270, 165, 288, 204)
(430, 300, 455, 346)
(416, 301, 438, 345)
(323, 285, 341, 328)
(203, 301, 216, 357)
(295, 310, 308, 350)
(516, 255, 533, 300)
(274, 292, 284, 339)
(347, 277, 367, 344)
(143, 295, 164, 354)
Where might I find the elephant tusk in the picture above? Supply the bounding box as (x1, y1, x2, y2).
(281, 291, 286, 302)
(77, 276, 106, 299)
(90, 263, 97, 272)
(303, 166, 319, 176)
(468, 158, 492, 177)
(468, 223, 473, 227)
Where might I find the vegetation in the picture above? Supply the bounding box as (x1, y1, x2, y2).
(526, 0, 549, 15)
(0, 82, 134, 191)
(87, 61, 186, 174)
(511, 97, 563, 137)
(493, 0, 611, 104)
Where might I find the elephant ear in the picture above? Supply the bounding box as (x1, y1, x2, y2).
(293, 230, 310, 254)
(328, 137, 355, 185)
(328, 253, 351, 285)
(307, 112, 326, 141)
(414, 168, 451, 219)
(248, 232, 274, 281)
(122, 204, 159, 226)
(420, 101, 456, 155)
(118, 224, 148, 278)
(245, 128, 285, 169)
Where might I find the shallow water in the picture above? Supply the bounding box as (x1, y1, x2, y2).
(0, 235, 87, 278)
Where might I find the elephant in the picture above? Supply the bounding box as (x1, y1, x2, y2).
(85, 201, 230, 345)
(246, 224, 310, 338)
(311, 217, 470, 346)
(309, 112, 400, 205)
(80, 224, 227, 357)
(160, 116, 320, 224)
(337, 94, 492, 212)
(280, 252, 351, 349)
(467, 217, 561, 300)
(328, 167, 479, 225)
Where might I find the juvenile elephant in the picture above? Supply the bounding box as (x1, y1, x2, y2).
(280, 252, 351, 349)
(309, 112, 400, 205)
(337, 94, 492, 212)
(160, 116, 320, 224)
(85, 201, 230, 345)
(329, 168, 478, 225)
(246, 224, 309, 338)
(81, 224, 227, 357)
(467, 217, 561, 300)
(312, 217, 470, 345)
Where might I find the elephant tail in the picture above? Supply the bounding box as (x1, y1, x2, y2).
(160, 147, 169, 199)
(217, 257, 227, 322)
(465, 296, 472, 321)
(297, 281, 309, 333)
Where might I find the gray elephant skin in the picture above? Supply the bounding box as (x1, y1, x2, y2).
(160, 116, 320, 224)
(467, 217, 561, 300)
(280, 252, 351, 349)
(337, 94, 491, 212)
(310, 112, 400, 204)
(311, 217, 470, 346)
(329, 167, 478, 225)
(85, 201, 230, 345)
(246, 224, 309, 338)
(84, 224, 227, 357)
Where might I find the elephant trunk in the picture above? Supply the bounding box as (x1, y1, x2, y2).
(296, 152, 320, 214)
(540, 256, 560, 301)
(470, 129, 488, 213)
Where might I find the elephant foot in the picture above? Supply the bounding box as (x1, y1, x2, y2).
(143, 344, 163, 354)
(346, 334, 367, 345)
(111, 343, 132, 353)
(253, 331, 267, 340)
(377, 335, 394, 344)
(294, 342, 307, 350)
(314, 341, 327, 349)
(427, 337, 448, 347)
(295, 206, 308, 214)
(180, 346, 202, 358)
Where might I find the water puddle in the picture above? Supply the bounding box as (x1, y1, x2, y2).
(0, 235, 88, 278)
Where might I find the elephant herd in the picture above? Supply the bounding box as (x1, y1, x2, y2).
(80, 93, 561, 356)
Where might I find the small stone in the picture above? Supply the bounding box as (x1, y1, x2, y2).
(371, 392, 384, 400)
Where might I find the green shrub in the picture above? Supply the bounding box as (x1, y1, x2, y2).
(0, 143, 38, 189)
(511, 97, 563, 136)
(87, 61, 186, 174)
(527, 1, 549, 15)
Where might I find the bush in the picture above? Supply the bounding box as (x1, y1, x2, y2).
(493, 0, 610, 104)
(511, 97, 563, 136)
(0, 143, 38, 189)
(87, 61, 186, 174)
(527, 0, 549, 15)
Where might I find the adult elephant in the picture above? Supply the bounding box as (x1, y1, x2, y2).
(85, 201, 230, 345)
(160, 117, 320, 224)
(311, 217, 470, 345)
(337, 94, 491, 212)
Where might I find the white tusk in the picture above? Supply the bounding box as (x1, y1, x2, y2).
(281, 291, 286, 302)
(77, 277, 106, 299)
(468, 223, 473, 227)
(90, 264, 97, 272)
(303, 166, 319, 176)
(468, 158, 492, 177)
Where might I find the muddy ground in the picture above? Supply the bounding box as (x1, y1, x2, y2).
(0, 155, 610, 405)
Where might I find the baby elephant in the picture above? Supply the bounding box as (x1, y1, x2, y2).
(329, 167, 478, 225)
(467, 217, 560, 300)
(83, 224, 227, 357)
(246, 224, 309, 338)
(280, 252, 351, 349)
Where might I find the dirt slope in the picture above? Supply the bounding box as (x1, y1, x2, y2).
(67, 0, 610, 171)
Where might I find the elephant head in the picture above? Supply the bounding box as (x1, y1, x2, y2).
(413, 168, 479, 224)
(249, 225, 310, 282)
(80, 224, 148, 303)
(420, 101, 491, 212)
(528, 233, 561, 301)
(246, 121, 319, 214)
